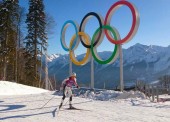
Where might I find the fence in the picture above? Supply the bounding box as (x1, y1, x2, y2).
(136, 80, 170, 102)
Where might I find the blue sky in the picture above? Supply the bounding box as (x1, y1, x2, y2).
(19, 0, 170, 55)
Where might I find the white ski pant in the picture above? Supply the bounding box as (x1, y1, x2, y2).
(64, 86, 72, 97)
(61, 86, 73, 105)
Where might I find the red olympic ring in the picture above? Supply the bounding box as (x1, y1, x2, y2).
(104, 0, 139, 45)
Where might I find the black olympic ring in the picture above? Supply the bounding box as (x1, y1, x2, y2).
(79, 12, 104, 48)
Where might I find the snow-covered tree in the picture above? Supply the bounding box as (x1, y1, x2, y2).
(0, 0, 20, 81)
(25, 0, 47, 86)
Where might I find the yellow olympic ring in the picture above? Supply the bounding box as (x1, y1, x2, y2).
(69, 32, 91, 65)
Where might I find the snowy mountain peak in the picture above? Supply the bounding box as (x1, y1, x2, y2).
(49, 54, 60, 61)
(46, 43, 170, 85)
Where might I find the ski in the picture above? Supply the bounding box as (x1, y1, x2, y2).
(66, 108, 82, 110)
(52, 99, 92, 117)
(68, 106, 78, 109)
(65, 107, 90, 111)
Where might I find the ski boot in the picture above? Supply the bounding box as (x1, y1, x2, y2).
(69, 104, 75, 109)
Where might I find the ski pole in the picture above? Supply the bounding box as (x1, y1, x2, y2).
(40, 95, 55, 109)
(64, 98, 69, 106)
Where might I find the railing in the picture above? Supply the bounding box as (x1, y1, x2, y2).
(136, 81, 170, 102)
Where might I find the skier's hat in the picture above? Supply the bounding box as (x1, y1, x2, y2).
(70, 72, 76, 77)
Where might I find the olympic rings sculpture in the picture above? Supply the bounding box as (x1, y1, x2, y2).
(60, 0, 139, 65)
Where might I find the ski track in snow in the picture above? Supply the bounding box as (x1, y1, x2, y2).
(0, 81, 170, 122)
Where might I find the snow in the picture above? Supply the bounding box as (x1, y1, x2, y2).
(0, 81, 170, 122)
(48, 54, 60, 62)
(1, 8, 8, 12)
(0, 23, 4, 27)
(0, 81, 48, 95)
(77, 89, 146, 101)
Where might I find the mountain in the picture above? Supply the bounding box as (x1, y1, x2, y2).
(46, 43, 170, 89)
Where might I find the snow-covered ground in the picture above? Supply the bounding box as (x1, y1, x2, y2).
(0, 81, 170, 122)
(0, 81, 48, 95)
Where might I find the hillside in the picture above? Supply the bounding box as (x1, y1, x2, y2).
(0, 81, 48, 95)
(45, 43, 170, 88)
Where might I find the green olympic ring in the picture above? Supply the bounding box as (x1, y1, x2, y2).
(91, 25, 119, 64)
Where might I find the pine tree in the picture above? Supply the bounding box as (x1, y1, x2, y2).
(0, 1, 4, 79)
(0, 0, 19, 81)
(25, 0, 47, 86)
(14, 7, 26, 84)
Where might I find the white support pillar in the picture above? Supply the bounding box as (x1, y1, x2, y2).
(119, 44, 124, 92)
(91, 57, 94, 88)
(69, 58, 72, 76)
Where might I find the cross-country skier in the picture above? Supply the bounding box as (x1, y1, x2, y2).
(59, 72, 79, 109)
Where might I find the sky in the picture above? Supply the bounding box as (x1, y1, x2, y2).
(19, 0, 170, 55)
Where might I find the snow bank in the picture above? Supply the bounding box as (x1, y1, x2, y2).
(0, 81, 48, 95)
(80, 89, 146, 101)
(54, 88, 146, 101)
